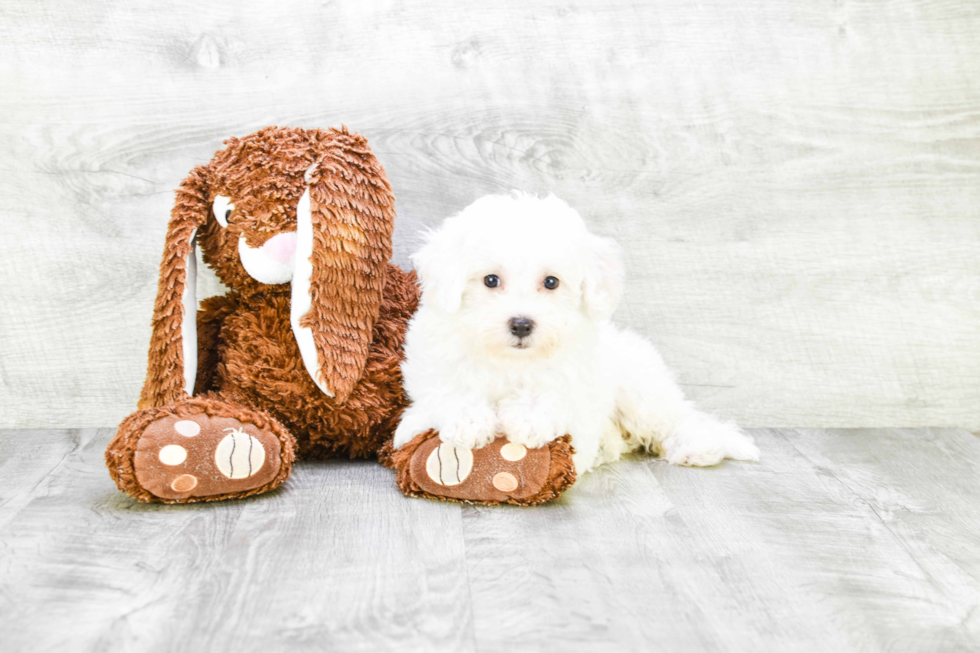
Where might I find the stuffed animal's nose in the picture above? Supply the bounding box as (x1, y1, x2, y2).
(508, 316, 535, 338)
(262, 231, 297, 263)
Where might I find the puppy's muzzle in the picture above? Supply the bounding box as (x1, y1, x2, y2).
(508, 316, 535, 339)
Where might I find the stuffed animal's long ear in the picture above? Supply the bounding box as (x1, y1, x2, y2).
(137, 166, 210, 409)
(291, 132, 395, 404)
(582, 233, 625, 320)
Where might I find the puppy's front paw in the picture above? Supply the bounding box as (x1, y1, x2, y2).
(498, 400, 563, 449)
(394, 407, 431, 449)
(439, 405, 499, 450)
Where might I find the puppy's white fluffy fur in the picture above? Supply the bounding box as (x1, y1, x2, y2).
(394, 193, 759, 475)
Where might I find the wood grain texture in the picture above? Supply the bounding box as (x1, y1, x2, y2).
(2, 428, 978, 651)
(0, 429, 474, 652)
(0, 0, 978, 429)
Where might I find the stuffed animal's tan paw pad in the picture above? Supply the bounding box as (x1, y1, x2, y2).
(425, 442, 474, 486)
(132, 414, 282, 501)
(389, 430, 577, 506)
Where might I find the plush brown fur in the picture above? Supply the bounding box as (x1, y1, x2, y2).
(138, 126, 396, 410)
(200, 263, 418, 460)
(108, 126, 418, 503)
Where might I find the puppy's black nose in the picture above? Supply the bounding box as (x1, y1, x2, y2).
(508, 316, 535, 338)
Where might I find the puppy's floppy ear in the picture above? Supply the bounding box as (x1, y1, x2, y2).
(411, 218, 468, 314)
(291, 129, 395, 404)
(138, 166, 211, 408)
(582, 233, 625, 320)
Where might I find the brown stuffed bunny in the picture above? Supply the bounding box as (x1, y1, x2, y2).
(106, 126, 575, 505)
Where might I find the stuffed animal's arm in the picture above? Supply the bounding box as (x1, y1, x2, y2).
(192, 293, 240, 396)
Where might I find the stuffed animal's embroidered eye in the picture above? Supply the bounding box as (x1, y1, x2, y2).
(212, 195, 235, 228)
(543, 276, 560, 290)
(484, 274, 500, 288)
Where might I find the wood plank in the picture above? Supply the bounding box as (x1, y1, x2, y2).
(786, 427, 980, 637)
(0, 429, 474, 652)
(649, 428, 980, 651)
(0, 428, 88, 530)
(3, 428, 980, 651)
(1, 0, 979, 429)
(460, 455, 812, 652)
(462, 429, 980, 651)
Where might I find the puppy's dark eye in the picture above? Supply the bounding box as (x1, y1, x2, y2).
(543, 276, 560, 290)
(484, 274, 500, 288)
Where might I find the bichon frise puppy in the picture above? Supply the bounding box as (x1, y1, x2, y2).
(393, 193, 759, 476)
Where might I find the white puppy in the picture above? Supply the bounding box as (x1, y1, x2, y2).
(393, 193, 759, 476)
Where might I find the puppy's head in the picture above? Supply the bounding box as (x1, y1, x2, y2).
(413, 193, 623, 361)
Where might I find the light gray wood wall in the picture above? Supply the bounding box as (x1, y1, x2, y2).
(1, 0, 978, 429)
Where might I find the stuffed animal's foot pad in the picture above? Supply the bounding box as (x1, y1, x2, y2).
(134, 414, 282, 500)
(107, 399, 295, 504)
(388, 430, 577, 506)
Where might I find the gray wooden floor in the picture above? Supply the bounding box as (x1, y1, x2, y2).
(1, 428, 978, 652)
